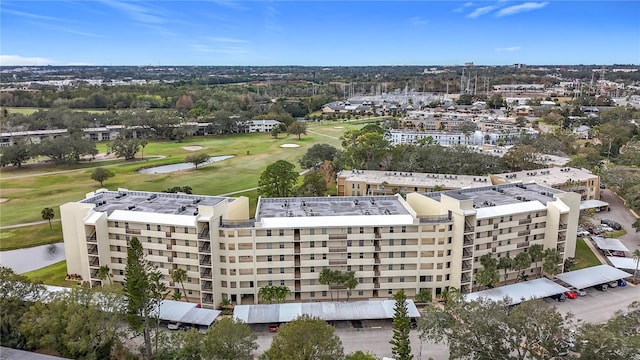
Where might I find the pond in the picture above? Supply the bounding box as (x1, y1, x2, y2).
(138, 155, 234, 174)
(0, 242, 65, 274)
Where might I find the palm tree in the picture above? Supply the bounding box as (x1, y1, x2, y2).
(542, 249, 562, 278)
(273, 285, 291, 303)
(343, 271, 358, 301)
(319, 268, 336, 301)
(171, 268, 188, 301)
(528, 244, 544, 277)
(259, 285, 275, 304)
(41, 207, 55, 229)
(97, 265, 112, 286)
(632, 249, 640, 281)
(497, 256, 515, 284)
(514, 252, 531, 282)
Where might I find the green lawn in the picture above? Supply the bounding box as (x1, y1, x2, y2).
(605, 229, 627, 238)
(0, 222, 63, 251)
(0, 123, 358, 227)
(573, 238, 603, 270)
(23, 261, 76, 286)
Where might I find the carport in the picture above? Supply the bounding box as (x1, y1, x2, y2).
(606, 256, 640, 274)
(593, 237, 629, 255)
(464, 278, 569, 305)
(580, 199, 609, 212)
(233, 299, 420, 324)
(555, 264, 631, 289)
(154, 300, 220, 328)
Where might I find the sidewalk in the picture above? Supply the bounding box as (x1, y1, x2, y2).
(581, 236, 607, 264)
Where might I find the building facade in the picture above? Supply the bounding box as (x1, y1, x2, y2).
(61, 185, 579, 308)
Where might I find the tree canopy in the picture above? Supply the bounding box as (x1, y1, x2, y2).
(91, 167, 115, 187)
(265, 315, 345, 360)
(257, 160, 299, 197)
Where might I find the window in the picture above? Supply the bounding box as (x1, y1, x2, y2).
(400, 264, 405, 270)
(359, 227, 364, 234)
(118, 258, 122, 263)
(445, 274, 450, 280)
(388, 290, 393, 295)
(114, 221, 119, 228)
(388, 264, 393, 270)
(310, 292, 315, 298)
(447, 237, 452, 244)
(157, 238, 162, 244)
(310, 279, 315, 285)
(359, 240, 364, 246)
(267, 268, 273, 274)
(116, 246, 121, 252)
(322, 291, 327, 297)
(158, 250, 163, 256)
(347, 227, 352, 234)
(446, 262, 451, 268)
(186, 265, 191, 271)
(347, 265, 351, 271)
(280, 268, 284, 274)
(280, 255, 285, 261)
(115, 234, 120, 240)
(359, 253, 364, 259)
(310, 267, 315, 273)
(279, 242, 284, 249)
(322, 254, 327, 260)
(322, 241, 327, 247)
(401, 239, 407, 245)
(359, 265, 364, 271)
(509, 215, 513, 221)
(184, 227, 189, 234)
(279, 229, 284, 236)
(401, 226, 407, 233)
(267, 255, 272, 262)
(268, 280, 273, 286)
(266, 230, 272, 237)
(476, 220, 481, 226)
(401, 251, 406, 258)
(310, 254, 315, 260)
(447, 249, 451, 256)
(310, 242, 315, 248)
(147, 237, 151, 242)
(389, 252, 394, 258)
(448, 224, 453, 231)
(186, 253, 190, 259)
(358, 290, 364, 296)
(359, 277, 364, 283)
(388, 277, 393, 283)
(322, 228, 327, 235)
(348, 253, 352, 259)
(500, 216, 504, 223)
(310, 229, 315, 235)
(157, 225, 161, 231)
(185, 240, 189, 246)
(146, 224, 151, 230)
(400, 277, 405, 283)
(119, 270, 124, 276)
(389, 239, 394, 246)
(389, 227, 394, 233)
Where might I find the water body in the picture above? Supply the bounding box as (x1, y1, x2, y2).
(0, 242, 66, 274)
(138, 155, 234, 174)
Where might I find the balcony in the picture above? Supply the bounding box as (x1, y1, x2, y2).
(199, 243, 211, 252)
(89, 258, 99, 267)
(463, 237, 474, 246)
(517, 230, 531, 236)
(126, 228, 141, 235)
(201, 269, 212, 279)
(519, 218, 532, 225)
(199, 255, 211, 266)
(203, 294, 213, 304)
(329, 247, 347, 253)
(461, 274, 470, 283)
(87, 245, 98, 255)
(166, 243, 172, 250)
(328, 259, 347, 265)
(220, 219, 256, 228)
(86, 232, 97, 243)
(559, 223, 568, 230)
(202, 283, 213, 291)
(517, 241, 530, 249)
(462, 250, 472, 259)
(464, 225, 475, 233)
(328, 234, 347, 240)
(295, 270, 300, 279)
(165, 232, 172, 238)
(294, 244, 300, 254)
(419, 214, 452, 224)
(462, 262, 471, 271)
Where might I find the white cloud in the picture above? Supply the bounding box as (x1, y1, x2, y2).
(496, 46, 523, 52)
(411, 17, 428, 25)
(0, 55, 56, 66)
(464, 2, 474, 7)
(100, 0, 164, 24)
(205, 36, 249, 44)
(467, 5, 497, 18)
(496, 2, 549, 17)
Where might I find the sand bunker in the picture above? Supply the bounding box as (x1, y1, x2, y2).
(280, 144, 301, 148)
(333, 126, 345, 129)
(0, 198, 7, 203)
(182, 146, 203, 151)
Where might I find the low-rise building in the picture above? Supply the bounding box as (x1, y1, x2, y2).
(491, 167, 601, 200)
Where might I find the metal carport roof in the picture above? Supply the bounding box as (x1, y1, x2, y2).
(593, 237, 630, 252)
(464, 278, 569, 305)
(233, 300, 420, 324)
(179, 308, 221, 327)
(607, 256, 640, 272)
(155, 300, 197, 322)
(555, 264, 631, 289)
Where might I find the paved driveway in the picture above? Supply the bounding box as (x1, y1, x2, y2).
(593, 189, 639, 252)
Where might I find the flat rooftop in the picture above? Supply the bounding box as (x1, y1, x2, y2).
(494, 167, 597, 186)
(337, 169, 491, 189)
(256, 196, 410, 219)
(425, 183, 564, 209)
(80, 190, 228, 216)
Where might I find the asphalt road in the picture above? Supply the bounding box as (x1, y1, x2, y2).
(594, 189, 639, 252)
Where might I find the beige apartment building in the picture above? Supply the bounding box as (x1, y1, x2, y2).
(61, 184, 579, 308)
(337, 167, 600, 200)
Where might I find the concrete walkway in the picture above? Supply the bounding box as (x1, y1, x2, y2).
(0, 219, 60, 230)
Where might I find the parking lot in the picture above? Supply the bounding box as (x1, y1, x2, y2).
(595, 189, 640, 252)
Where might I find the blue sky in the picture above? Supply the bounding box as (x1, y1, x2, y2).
(1, 1, 639, 66)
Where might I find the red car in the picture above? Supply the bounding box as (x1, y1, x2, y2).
(268, 325, 279, 333)
(564, 290, 578, 299)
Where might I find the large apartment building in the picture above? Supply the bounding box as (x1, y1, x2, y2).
(337, 167, 600, 200)
(61, 184, 579, 308)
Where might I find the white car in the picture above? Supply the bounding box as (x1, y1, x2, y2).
(577, 230, 590, 237)
(600, 225, 614, 232)
(570, 287, 587, 296)
(167, 322, 181, 330)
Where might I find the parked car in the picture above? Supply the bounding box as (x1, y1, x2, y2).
(594, 283, 609, 291)
(577, 230, 590, 237)
(167, 322, 181, 330)
(600, 184, 606, 189)
(564, 290, 578, 299)
(268, 324, 279, 333)
(611, 251, 626, 257)
(600, 225, 614, 233)
(608, 281, 618, 288)
(550, 293, 567, 302)
(570, 287, 587, 296)
(618, 279, 627, 287)
(601, 219, 622, 230)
